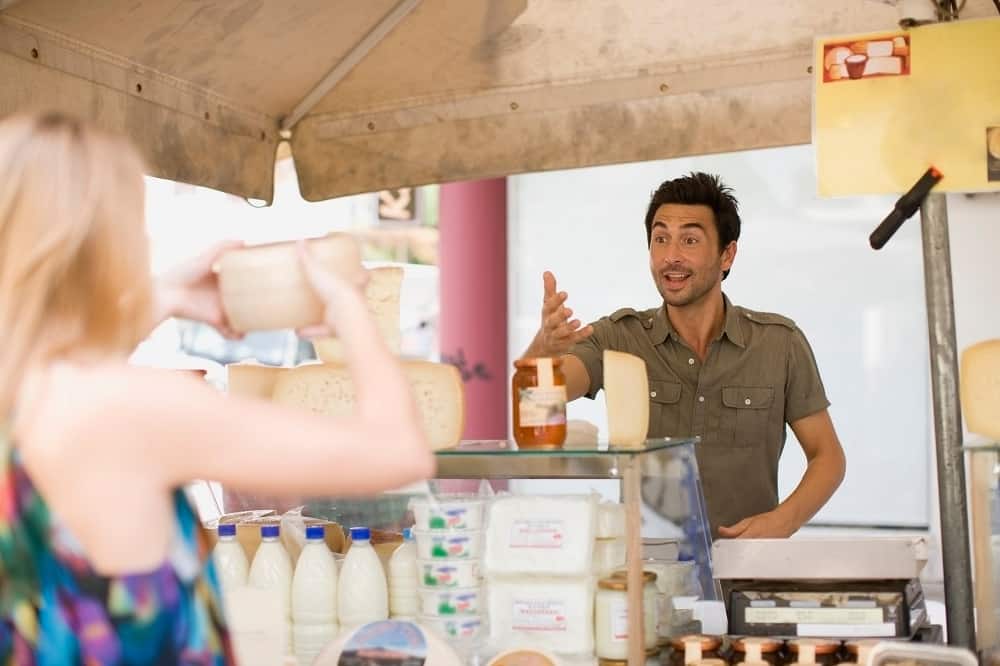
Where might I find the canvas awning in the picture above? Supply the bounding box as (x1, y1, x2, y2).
(2, 0, 995, 203)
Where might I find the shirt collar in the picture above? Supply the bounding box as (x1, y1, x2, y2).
(650, 293, 746, 349)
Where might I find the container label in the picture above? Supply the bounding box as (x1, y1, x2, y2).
(517, 386, 567, 427)
(512, 599, 568, 632)
(430, 535, 470, 558)
(611, 598, 629, 640)
(509, 519, 566, 549)
(428, 507, 469, 530)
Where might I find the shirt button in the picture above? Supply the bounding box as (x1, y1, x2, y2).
(698, 396, 705, 403)
(744, 398, 752, 405)
(688, 358, 695, 365)
(650, 391, 657, 398)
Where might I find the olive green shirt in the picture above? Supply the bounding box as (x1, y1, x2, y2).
(569, 294, 830, 535)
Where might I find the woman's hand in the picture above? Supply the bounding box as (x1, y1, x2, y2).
(294, 240, 370, 340)
(153, 241, 243, 338)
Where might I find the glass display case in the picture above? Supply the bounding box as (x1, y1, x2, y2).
(964, 443, 1000, 655)
(195, 437, 713, 666)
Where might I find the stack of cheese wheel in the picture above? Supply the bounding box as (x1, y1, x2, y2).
(221, 235, 466, 453)
(410, 494, 486, 646)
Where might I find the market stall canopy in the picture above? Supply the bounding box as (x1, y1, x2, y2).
(1, 0, 996, 203)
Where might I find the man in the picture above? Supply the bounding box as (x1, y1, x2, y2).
(522, 172, 845, 538)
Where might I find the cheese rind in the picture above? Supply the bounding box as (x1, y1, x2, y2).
(313, 266, 404, 361)
(218, 234, 363, 332)
(270, 361, 465, 451)
(961, 339, 1000, 440)
(603, 350, 650, 448)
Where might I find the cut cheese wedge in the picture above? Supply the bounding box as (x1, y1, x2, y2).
(961, 339, 1000, 440)
(271, 361, 465, 451)
(226, 362, 287, 400)
(313, 266, 404, 361)
(604, 350, 650, 448)
(217, 234, 363, 332)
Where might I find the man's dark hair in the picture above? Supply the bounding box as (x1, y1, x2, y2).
(643, 172, 741, 280)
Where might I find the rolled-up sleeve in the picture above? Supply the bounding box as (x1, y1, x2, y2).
(785, 327, 831, 423)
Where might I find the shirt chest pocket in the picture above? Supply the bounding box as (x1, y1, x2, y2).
(648, 380, 683, 437)
(720, 385, 775, 449)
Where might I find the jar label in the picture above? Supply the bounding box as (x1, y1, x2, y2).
(517, 386, 567, 427)
(509, 519, 566, 549)
(611, 598, 629, 640)
(511, 599, 568, 632)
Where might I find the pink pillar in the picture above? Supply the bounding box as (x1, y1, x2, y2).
(439, 178, 508, 441)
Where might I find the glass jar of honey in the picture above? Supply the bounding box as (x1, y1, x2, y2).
(512, 357, 567, 448)
(669, 635, 723, 666)
(731, 637, 785, 666)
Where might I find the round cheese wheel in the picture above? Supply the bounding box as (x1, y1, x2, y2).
(487, 648, 561, 666)
(314, 620, 461, 666)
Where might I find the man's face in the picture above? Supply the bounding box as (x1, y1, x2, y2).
(648, 203, 736, 308)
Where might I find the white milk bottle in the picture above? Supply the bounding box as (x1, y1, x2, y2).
(338, 526, 388, 627)
(248, 524, 293, 654)
(388, 528, 418, 618)
(212, 523, 249, 594)
(292, 525, 338, 664)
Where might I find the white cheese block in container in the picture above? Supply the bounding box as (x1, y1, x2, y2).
(313, 266, 404, 361)
(592, 537, 627, 575)
(217, 234, 364, 332)
(486, 575, 595, 656)
(484, 495, 596, 576)
(271, 361, 465, 451)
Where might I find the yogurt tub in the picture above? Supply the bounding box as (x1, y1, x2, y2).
(414, 529, 483, 560)
(418, 559, 481, 588)
(410, 495, 485, 531)
(420, 614, 483, 640)
(419, 586, 483, 616)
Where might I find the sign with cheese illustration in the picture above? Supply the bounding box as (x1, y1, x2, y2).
(814, 18, 1000, 196)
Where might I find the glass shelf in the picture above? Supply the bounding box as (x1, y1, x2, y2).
(433, 437, 700, 479)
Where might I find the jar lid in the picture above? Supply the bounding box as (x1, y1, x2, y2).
(733, 637, 783, 653)
(599, 570, 658, 589)
(788, 639, 841, 655)
(514, 357, 564, 368)
(670, 635, 722, 651)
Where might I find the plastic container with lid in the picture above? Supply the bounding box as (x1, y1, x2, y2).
(338, 526, 389, 627)
(212, 523, 249, 593)
(731, 637, 784, 666)
(599, 646, 664, 666)
(669, 635, 723, 666)
(413, 529, 483, 560)
(788, 639, 841, 666)
(410, 495, 485, 531)
(418, 586, 482, 616)
(418, 558, 480, 588)
(512, 357, 567, 448)
(595, 570, 659, 659)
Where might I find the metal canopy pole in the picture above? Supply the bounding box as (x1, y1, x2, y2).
(920, 192, 975, 648)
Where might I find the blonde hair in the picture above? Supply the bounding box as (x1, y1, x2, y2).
(0, 112, 153, 416)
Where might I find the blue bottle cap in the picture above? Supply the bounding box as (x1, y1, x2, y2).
(261, 524, 280, 538)
(306, 525, 325, 540)
(350, 526, 371, 541)
(402, 527, 413, 541)
(218, 523, 236, 537)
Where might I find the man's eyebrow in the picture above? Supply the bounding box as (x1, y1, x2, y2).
(651, 219, 707, 230)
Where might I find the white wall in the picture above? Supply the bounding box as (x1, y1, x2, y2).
(504, 145, 1000, 528)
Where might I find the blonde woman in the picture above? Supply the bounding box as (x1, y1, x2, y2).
(0, 112, 434, 663)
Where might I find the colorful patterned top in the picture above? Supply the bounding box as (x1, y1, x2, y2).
(0, 425, 231, 665)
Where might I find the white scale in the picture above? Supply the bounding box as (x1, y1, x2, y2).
(711, 537, 934, 639)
